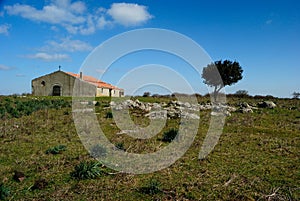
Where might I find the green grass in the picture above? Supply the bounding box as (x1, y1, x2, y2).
(162, 128, 178, 142)
(139, 178, 162, 195)
(0, 182, 10, 200)
(0, 96, 299, 200)
(45, 145, 67, 155)
(70, 161, 104, 180)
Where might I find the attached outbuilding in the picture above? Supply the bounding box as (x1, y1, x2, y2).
(31, 70, 124, 97)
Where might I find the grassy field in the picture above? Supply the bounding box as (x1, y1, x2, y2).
(0, 95, 299, 200)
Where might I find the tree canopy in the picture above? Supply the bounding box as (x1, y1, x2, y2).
(292, 92, 300, 99)
(202, 60, 243, 100)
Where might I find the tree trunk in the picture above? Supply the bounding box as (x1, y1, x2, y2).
(213, 86, 217, 102)
(213, 86, 223, 103)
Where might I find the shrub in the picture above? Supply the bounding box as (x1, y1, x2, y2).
(90, 144, 107, 158)
(139, 179, 162, 195)
(63, 111, 69, 115)
(70, 161, 103, 180)
(0, 183, 10, 200)
(0, 108, 6, 119)
(115, 142, 125, 151)
(292, 92, 300, 99)
(0, 98, 71, 119)
(234, 90, 249, 97)
(45, 145, 66, 155)
(143, 92, 151, 97)
(105, 111, 113, 118)
(162, 128, 178, 142)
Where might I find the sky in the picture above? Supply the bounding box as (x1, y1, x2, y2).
(0, 0, 299, 97)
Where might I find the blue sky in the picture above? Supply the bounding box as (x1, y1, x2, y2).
(0, 0, 299, 97)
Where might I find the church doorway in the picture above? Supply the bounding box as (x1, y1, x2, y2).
(52, 85, 61, 96)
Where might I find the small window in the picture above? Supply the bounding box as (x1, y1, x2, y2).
(41, 81, 46, 86)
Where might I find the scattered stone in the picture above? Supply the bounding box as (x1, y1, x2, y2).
(226, 106, 237, 112)
(152, 103, 161, 110)
(211, 111, 225, 116)
(237, 102, 255, 113)
(72, 108, 94, 113)
(181, 111, 200, 119)
(257, 101, 276, 109)
(199, 104, 212, 110)
(145, 110, 167, 120)
(117, 130, 139, 135)
(109, 99, 236, 119)
(183, 102, 191, 108)
(239, 107, 253, 113)
(239, 102, 250, 108)
(224, 110, 232, 116)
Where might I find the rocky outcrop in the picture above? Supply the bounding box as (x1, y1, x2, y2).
(110, 99, 236, 119)
(257, 101, 276, 109)
(238, 102, 253, 113)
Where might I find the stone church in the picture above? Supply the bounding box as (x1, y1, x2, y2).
(31, 70, 124, 97)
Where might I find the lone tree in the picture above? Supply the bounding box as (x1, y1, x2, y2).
(292, 92, 300, 99)
(143, 92, 151, 97)
(202, 60, 243, 101)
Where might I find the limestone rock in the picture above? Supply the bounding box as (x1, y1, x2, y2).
(257, 101, 276, 109)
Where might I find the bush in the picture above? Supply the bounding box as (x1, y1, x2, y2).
(292, 92, 300, 99)
(143, 92, 151, 97)
(139, 179, 162, 195)
(105, 111, 113, 118)
(45, 145, 66, 155)
(162, 128, 178, 142)
(115, 142, 125, 151)
(90, 144, 107, 158)
(0, 183, 10, 200)
(63, 111, 69, 115)
(0, 97, 71, 119)
(234, 90, 249, 97)
(70, 161, 103, 180)
(0, 108, 6, 119)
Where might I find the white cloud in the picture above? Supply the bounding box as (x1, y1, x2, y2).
(97, 16, 110, 29)
(107, 3, 153, 26)
(79, 15, 96, 35)
(69, 1, 86, 14)
(4, 1, 86, 35)
(26, 52, 70, 61)
(41, 38, 93, 52)
(4, 1, 153, 35)
(4, 2, 85, 25)
(0, 24, 11, 35)
(50, 26, 59, 32)
(0, 64, 13, 70)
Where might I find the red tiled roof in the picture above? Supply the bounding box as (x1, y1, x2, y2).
(66, 72, 122, 90)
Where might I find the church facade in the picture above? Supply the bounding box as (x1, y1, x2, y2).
(31, 70, 124, 97)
